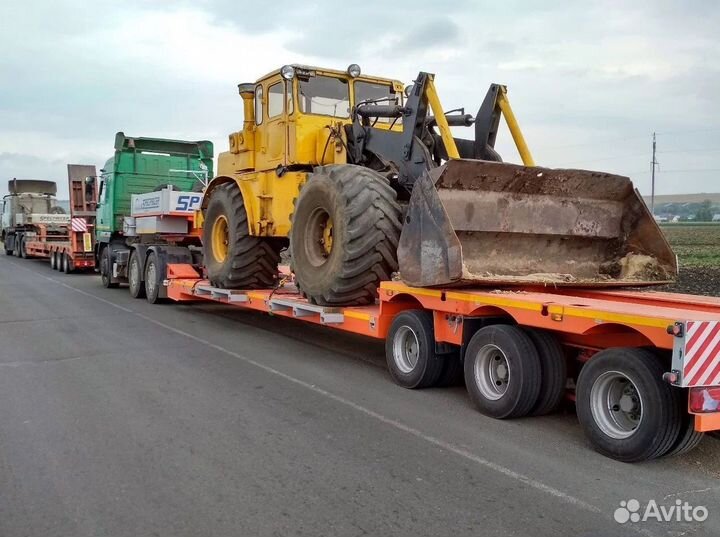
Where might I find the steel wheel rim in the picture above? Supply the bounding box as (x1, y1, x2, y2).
(474, 344, 511, 401)
(211, 215, 229, 263)
(305, 207, 333, 267)
(146, 261, 156, 297)
(590, 370, 643, 440)
(392, 325, 420, 374)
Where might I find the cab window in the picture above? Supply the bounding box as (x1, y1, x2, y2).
(267, 82, 285, 118)
(255, 85, 264, 125)
(298, 75, 349, 118)
(354, 81, 399, 123)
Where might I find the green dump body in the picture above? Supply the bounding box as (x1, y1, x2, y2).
(96, 132, 214, 238)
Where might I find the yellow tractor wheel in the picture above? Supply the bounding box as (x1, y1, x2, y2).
(202, 182, 280, 289)
(290, 165, 402, 306)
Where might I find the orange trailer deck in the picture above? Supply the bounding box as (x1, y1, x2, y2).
(163, 263, 720, 462)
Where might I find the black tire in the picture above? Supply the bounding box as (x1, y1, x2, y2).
(525, 329, 567, 416)
(203, 182, 279, 289)
(19, 236, 27, 258)
(50, 251, 57, 270)
(290, 165, 401, 306)
(100, 246, 118, 288)
(144, 252, 163, 304)
(436, 351, 465, 387)
(62, 253, 72, 274)
(576, 348, 681, 462)
(385, 310, 444, 389)
(128, 250, 146, 299)
(464, 325, 541, 419)
(664, 393, 704, 457)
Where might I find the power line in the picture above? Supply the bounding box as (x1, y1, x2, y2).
(657, 147, 720, 155)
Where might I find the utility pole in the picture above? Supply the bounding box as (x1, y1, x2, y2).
(651, 132, 658, 215)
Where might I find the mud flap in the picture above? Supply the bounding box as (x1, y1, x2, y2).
(398, 159, 677, 288)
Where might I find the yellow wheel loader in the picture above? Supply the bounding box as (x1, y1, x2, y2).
(202, 64, 676, 305)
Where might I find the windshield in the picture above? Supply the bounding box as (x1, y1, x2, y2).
(354, 80, 399, 123)
(298, 75, 350, 118)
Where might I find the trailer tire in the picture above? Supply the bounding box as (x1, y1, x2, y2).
(664, 394, 705, 457)
(386, 310, 444, 389)
(50, 251, 57, 270)
(128, 250, 146, 299)
(203, 182, 280, 289)
(291, 165, 401, 306)
(525, 329, 567, 416)
(62, 253, 72, 274)
(576, 348, 681, 462)
(464, 325, 541, 419)
(19, 236, 27, 258)
(100, 246, 118, 288)
(436, 352, 465, 387)
(144, 252, 163, 304)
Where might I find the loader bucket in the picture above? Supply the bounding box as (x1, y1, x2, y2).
(397, 159, 677, 288)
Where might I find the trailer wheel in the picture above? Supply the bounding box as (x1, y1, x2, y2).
(50, 251, 57, 270)
(525, 329, 567, 416)
(100, 246, 118, 288)
(436, 352, 465, 387)
(19, 236, 27, 258)
(386, 310, 444, 389)
(144, 252, 163, 304)
(576, 348, 681, 462)
(464, 325, 541, 419)
(664, 395, 705, 457)
(62, 253, 73, 274)
(128, 250, 146, 299)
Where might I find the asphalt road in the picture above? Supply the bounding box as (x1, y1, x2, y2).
(1, 252, 719, 537)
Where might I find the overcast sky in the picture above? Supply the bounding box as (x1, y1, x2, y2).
(1, 0, 718, 199)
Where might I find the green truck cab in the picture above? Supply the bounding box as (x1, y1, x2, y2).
(96, 132, 213, 302)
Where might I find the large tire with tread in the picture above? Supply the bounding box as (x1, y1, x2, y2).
(62, 253, 72, 274)
(576, 348, 681, 462)
(203, 182, 279, 289)
(664, 393, 704, 457)
(464, 325, 542, 419)
(100, 246, 118, 288)
(385, 310, 444, 389)
(144, 252, 163, 304)
(290, 165, 401, 306)
(525, 329, 568, 416)
(19, 236, 27, 258)
(128, 250, 146, 299)
(50, 251, 57, 270)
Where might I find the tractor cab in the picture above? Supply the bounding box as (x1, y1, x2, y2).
(225, 64, 405, 173)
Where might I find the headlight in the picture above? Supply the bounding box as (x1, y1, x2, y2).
(347, 63, 361, 78)
(404, 84, 413, 98)
(280, 65, 295, 80)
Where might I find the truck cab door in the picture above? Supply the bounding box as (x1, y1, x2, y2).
(254, 76, 289, 171)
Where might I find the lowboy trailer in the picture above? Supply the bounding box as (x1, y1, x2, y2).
(157, 263, 720, 462)
(25, 164, 98, 273)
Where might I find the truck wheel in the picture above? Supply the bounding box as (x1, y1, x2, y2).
(525, 329, 567, 416)
(50, 251, 57, 270)
(664, 394, 705, 457)
(291, 165, 401, 306)
(464, 325, 541, 419)
(62, 253, 73, 274)
(19, 236, 27, 258)
(386, 310, 444, 389)
(100, 246, 118, 288)
(203, 182, 280, 289)
(436, 352, 465, 387)
(576, 348, 681, 462)
(144, 252, 163, 304)
(128, 250, 146, 299)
